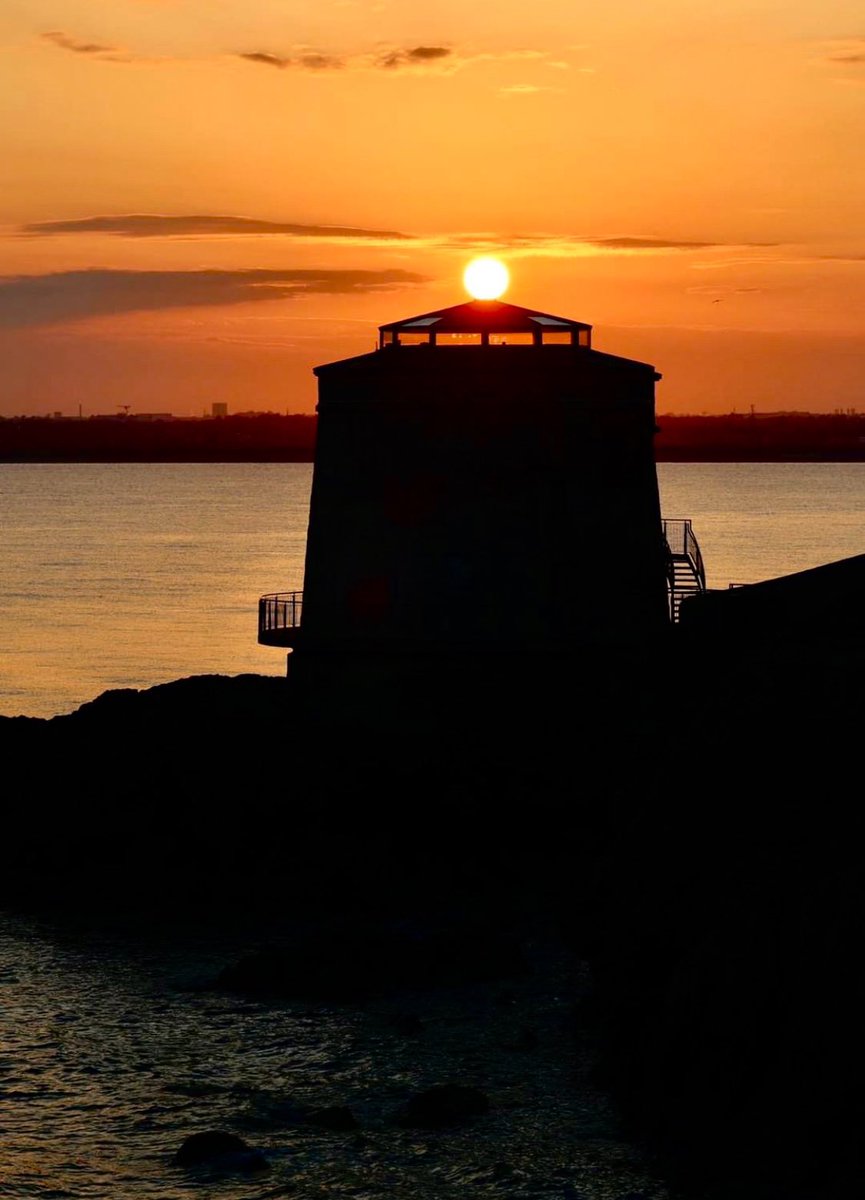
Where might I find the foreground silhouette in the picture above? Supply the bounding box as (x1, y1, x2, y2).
(1, 581, 863, 1198)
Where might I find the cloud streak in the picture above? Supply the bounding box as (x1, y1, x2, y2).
(0, 269, 427, 329)
(826, 37, 865, 64)
(20, 214, 410, 241)
(591, 237, 718, 250)
(238, 44, 453, 71)
(41, 30, 149, 65)
(237, 51, 343, 70)
(43, 31, 116, 55)
(13, 214, 782, 260)
(42, 29, 556, 76)
(378, 46, 451, 69)
(441, 233, 777, 257)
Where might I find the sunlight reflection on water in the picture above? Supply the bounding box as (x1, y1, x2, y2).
(0, 464, 312, 718)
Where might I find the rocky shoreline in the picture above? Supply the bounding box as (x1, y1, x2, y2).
(2, 602, 863, 1197)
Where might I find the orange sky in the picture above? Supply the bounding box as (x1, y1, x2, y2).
(1, 1, 864, 415)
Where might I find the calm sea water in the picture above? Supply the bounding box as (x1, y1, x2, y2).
(2, 462, 865, 720)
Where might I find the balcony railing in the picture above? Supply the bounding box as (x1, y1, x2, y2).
(258, 591, 303, 647)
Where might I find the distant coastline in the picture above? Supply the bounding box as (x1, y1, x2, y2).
(2, 411, 865, 463)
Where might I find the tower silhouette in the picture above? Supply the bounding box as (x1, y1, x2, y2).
(261, 298, 671, 711)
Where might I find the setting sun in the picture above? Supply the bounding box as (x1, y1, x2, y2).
(463, 258, 510, 301)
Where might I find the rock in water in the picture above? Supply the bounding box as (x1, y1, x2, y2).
(214, 923, 526, 1001)
(173, 1130, 268, 1172)
(305, 1105, 358, 1132)
(398, 1084, 490, 1128)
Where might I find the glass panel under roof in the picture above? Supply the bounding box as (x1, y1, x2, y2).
(530, 316, 571, 326)
(402, 317, 440, 327)
(437, 332, 483, 345)
(489, 332, 534, 345)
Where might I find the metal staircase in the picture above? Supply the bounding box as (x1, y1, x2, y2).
(663, 518, 706, 622)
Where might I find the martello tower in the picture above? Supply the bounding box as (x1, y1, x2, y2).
(260, 294, 672, 701)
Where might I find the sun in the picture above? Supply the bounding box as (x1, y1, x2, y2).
(463, 257, 509, 301)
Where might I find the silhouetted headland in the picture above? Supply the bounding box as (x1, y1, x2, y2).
(0, 412, 317, 462)
(4, 410, 865, 462)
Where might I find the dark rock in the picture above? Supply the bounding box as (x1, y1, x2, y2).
(173, 1130, 268, 1172)
(502, 1026, 538, 1051)
(305, 1105, 358, 1132)
(215, 922, 526, 1001)
(216, 951, 290, 996)
(397, 1084, 490, 1128)
(386, 1011, 424, 1036)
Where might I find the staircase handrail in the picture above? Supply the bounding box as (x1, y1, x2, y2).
(683, 521, 707, 592)
(662, 517, 707, 622)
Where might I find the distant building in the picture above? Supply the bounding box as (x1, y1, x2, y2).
(211, 403, 229, 419)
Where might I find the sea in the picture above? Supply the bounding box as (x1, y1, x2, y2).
(2, 462, 865, 721)
(0, 910, 671, 1200)
(2, 461, 863, 1199)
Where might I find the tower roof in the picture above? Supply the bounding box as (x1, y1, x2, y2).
(379, 299, 591, 336)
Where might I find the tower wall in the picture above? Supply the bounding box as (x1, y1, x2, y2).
(298, 345, 669, 660)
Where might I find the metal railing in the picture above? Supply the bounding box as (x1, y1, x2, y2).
(259, 591, 303, 639)
(662, 518, 707, 622)
(662, 519, 704, 584)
